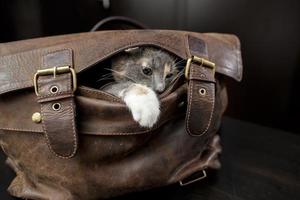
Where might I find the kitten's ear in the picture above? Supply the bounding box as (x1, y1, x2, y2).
(124, 47, 142, 54)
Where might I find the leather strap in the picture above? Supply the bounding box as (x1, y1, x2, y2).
(186, 35, 216, 136)
(36, 49, 78, 158)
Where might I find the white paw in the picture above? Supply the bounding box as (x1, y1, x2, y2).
(119, 84, 160, 128)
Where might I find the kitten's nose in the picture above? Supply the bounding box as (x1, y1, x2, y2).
(156, 83, 165, 92)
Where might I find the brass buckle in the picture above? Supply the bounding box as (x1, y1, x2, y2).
(33, 66, 77, 96)
(179, 170, 207, 186)
(184, 56, 215, 79)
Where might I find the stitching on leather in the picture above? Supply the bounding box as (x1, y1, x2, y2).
(0, 127, 41, 132)
(2, 32, 242, 96)
(0, 86, 186, 135)
(40, 103, 55, 156)
(0, 113, 184, 136)
(61, 63, 78, 158)
(40, 53, 67, 158)
(41, 103, 74, 159)
(186, 66, 215, 137)
(186, 64, 194, 136)
(40, 49, 77, 159)
(200, 83, 215, 135)
(185, 35, 215, 136)
(185, 35, 193, 136)
(38, 94, 74, 103)
(79, 88, 121, 103)
(67, 98, 78, 158)
(0, 110, 183, 136)
(38, 91, 73, 99)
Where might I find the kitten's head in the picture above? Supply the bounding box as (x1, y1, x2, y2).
(111, 47, 179, 93)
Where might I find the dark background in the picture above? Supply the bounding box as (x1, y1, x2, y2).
(0, 0, 299, 133)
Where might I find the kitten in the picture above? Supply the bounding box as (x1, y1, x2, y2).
(102, 47, 180, 128)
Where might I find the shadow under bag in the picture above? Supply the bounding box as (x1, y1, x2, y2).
(0, 30, 242, 200)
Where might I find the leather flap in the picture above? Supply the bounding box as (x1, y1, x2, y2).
(0, 30, 242, 96)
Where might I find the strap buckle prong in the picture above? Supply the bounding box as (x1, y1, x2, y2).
(185, 56, 215, 79)
(33, 66, 77, 96)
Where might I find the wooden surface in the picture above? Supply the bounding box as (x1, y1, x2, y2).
(1, 117, 299, 200)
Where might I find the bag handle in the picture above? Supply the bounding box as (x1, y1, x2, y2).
(90, 16, 148, 31)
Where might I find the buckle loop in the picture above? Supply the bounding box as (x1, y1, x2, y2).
(184, 56, 215, 79)
(33, 66, 77, 96)
(179, 170, 207, 186)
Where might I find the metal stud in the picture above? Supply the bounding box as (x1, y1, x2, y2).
(32, 112, 42, 123)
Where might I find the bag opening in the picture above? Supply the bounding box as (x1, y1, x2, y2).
(78, 45, 187, 99)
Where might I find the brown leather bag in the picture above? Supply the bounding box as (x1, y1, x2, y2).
(0, 30, 242, 200)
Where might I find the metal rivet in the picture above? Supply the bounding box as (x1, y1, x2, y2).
(50, 85, 59, 94)
(52, 103, 61, 111)
(32, 112, 42, 123)
(199, 88, 206, 96)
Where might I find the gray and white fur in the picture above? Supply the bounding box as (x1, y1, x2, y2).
(102, 47, 180, 128)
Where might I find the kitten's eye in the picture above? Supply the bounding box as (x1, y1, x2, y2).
(142, 67, 152, 76)
(166, 73, 173, 78)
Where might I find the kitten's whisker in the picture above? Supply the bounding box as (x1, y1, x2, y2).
(173, 59, 185, 66)
(171, 59, 185, 69)
(100, 73, 113, 77)
(172, 57, 179, 64)
(97, 72, 114, 82)
(97, 68, 114, 77)
(100, 74, 113, 78)
(97, 76, 113, 82)
(97, 77, 114, 82)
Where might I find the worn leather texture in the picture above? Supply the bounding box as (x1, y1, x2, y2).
(0, 30, 242, 200)
(37, 49, 78, 158)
